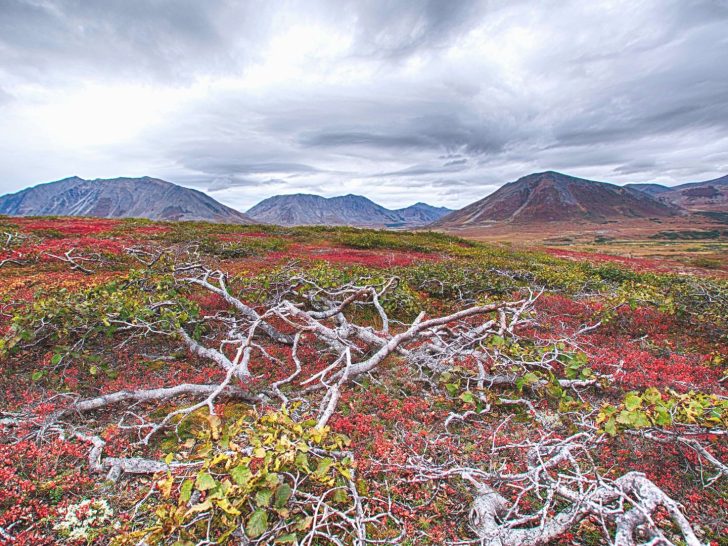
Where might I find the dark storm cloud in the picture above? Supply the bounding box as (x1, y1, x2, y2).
(0, 0, 727, 209)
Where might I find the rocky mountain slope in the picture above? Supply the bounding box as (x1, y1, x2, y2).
(433, 171, 680, 229)
(0, 176, 256, 223)
(246, 194, 451, 227)
(626, 175, 728, 212)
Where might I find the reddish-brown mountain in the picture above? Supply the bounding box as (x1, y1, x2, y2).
(433, 171, 680, 228)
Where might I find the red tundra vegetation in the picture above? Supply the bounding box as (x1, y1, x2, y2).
(0, 217, 726, 545)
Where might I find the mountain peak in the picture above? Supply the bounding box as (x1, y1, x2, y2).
(527, 170, 567, 177)
(433, 171, 680, 228)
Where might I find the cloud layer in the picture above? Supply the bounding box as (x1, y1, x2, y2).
(1, 0, 727, 210)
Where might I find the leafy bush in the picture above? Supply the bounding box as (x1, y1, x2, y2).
(117, 407, 354, 545)
(598, 388, 728, 435)
(1, 271, 199, 357)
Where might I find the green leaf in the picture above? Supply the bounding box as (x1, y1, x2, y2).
(616, 410, 635, 425)
(230, 464, 251, 486)
(50, 353, 62, 365)
(459, 391, 476, 406)
(179, 479, 193, 503)
(293, 516, 313, 531)
(275, 534, 298, 544)
(624, 392, 643, 411)
(332, 487, 349, 504)
(654, 406, 672, 427)
(295, 452, 310, 472)
(255, 488, 273, 507)
(31, 370, 45, 381)
(517, 372, 540, 391)
(315, 457, 335, 477)
(195, 472, 216, 491)
(643, 387, 662, 404)
(274, 483, 292, 508)
(264, 473, 280, 487)
(603, 417, 617, 436)
(631, 411, 651, 428)
(246, 509, 268, 538)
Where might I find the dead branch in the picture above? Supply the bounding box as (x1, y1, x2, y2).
(44, 247, 102, 274)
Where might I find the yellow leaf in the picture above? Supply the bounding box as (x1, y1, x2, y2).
(216, 498, 241, 516)
(184, 499, 212, 517)
(208, 415, 222, 441)
(158, 474, 173, 498)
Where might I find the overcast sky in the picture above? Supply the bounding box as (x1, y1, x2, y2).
(1, 0, 727, 210)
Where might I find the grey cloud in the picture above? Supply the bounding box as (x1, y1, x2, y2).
(222, 163, 320, 175)
(207, 177, 286, 192)
(374, 162, 470, 177)
(300, 131, 430, 149)
(299, 112, 513, 155)
(1, 0, 727, 208)
(612, 160, 658, 176)
(0, 0, 489, 85)
(0, 0, 273, 83)
(341, 0, 487, 59)
(428, 179, 473, 188)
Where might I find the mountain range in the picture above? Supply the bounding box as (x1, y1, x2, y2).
(0, 176, 255, 223)
(626, 175, 728, 212)
(246, 194, 451, 227)
(1, 171, 726, 230)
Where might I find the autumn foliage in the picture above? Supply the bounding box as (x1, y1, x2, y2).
(0, 216, 726, 545)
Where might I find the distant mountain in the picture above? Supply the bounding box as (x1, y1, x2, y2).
(395, 202, 453, 226)
(627, 174, 728, 212)
(0, 176, 256, 223)
(433, 171, 680, 229)
(623, 183, 673, 195)
(246, 194, 451, 227)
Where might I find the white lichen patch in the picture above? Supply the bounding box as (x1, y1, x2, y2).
(53, 498, 113, 541)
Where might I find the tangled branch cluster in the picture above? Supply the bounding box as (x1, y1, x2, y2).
(3, 256, 722, 545)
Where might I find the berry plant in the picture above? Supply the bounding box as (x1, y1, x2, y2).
(0, 216, 726, 545)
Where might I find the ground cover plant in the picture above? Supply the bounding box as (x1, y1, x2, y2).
(0, 216, 726, 545)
